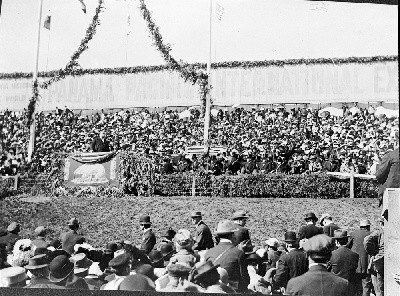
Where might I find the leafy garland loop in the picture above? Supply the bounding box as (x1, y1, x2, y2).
(2, 55, 397, 80)
(26, 0, 104, 126)
(138, 0, 209, 114)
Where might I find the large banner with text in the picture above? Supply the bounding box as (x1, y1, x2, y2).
(64, 152, 120, 187)
(0, 60, 398, 111)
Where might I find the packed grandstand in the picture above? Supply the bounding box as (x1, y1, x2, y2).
(0, 104, 398, 177)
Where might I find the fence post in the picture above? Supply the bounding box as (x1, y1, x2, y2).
(350, 169, 355, 198)
(14, 174, 19, 190)
(192, 174, 196, 197)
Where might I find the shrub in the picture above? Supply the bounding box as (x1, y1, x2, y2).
(155, 172, 379, 199)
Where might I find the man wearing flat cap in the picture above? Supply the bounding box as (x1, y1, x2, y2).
(102, 253, 131, 290)
(158, 263, 193, 292)
(298, 212, 323, 240)
(60, 218, 85, 255)
(190, 211, 214, 251)
(205, 220, 250, 292)
(286, 234, 348, 296)
(139, 215, 156, 254)
(232, 210, 251, 245)
(348, 219, 372, 296)
(320, 214, 340, 237)
(330, 229, 359, 295)
(272, 231, 308, 291)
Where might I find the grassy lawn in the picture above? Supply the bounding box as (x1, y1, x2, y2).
(1, 195, 381, 248)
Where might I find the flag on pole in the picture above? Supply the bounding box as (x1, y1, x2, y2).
(216, 3, 225, 20)
(77, 0, 86, 13)
(127, 15, 132, 36)
(43, 15, 51, 30)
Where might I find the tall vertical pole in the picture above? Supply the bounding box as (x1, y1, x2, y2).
(28, 0, 44, 163)
(203, 0, 212, 149)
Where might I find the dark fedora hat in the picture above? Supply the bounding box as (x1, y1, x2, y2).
(333, 229, 349, 240)
(25, 254, 49, 270)
(139, 215, 151, 225)
(162, 228, 176, 238)
(304, 212, 318, 222)
(193, 261, 220, 282)
(49, 255, 74, 283)
(104, 242, 118, 254)
(160, 244, 175, 258)
(284, 231, 297, 243)
(242, 240, 255, 255)
(148, 250, 164, 265)
(190, 211, 202, 218)
(232, 210, 249, 220)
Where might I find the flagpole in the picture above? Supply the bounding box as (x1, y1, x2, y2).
(28, 0, 44, 163)
(203, 0, 212, 149)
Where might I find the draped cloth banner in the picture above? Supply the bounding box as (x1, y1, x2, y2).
(64, 152, 120, 187)
(0, 60, 398, 111)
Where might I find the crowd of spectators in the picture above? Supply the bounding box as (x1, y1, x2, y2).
(0, 211, 386, 295)
(0, 104, 398, 176)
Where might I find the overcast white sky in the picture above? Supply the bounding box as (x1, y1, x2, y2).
(0, 0, 397, 73)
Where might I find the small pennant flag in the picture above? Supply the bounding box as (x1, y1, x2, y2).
(77, 0, 86, 13)
(43, 15, 51, 30)
(216, 3, 225, 20)
(127, 15, 132, 36)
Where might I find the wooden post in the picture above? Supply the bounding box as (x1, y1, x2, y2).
(14, 174, 19, 191)
(192, 174, 196, 197)
(350, 169, 355, 198)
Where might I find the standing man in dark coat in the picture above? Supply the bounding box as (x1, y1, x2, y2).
(330, 229, 359, 296)
(232, 210, 251, 245)
(298, 212, 323, 240)
(91, 131, 111, 152)
(272, 231, 308, 290)
(190, 211, 214, 251)
(205, 220, 250, 293)
(375, 132, 399, 211)
(286, 234, 348, 296)
(320, 213, 340, 237)
(348, 219, 372, 296)
(60, 218, 85, 255)
(139, 215, 156, 254)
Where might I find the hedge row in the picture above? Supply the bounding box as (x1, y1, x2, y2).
(154, 172, 379, 199)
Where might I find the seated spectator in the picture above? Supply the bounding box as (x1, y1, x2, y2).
(49, 255, 89, 289)
(25, 254, 64, 289)
(119, 274, 156, 291)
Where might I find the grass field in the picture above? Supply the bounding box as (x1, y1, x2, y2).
(1, 195, 381, 248)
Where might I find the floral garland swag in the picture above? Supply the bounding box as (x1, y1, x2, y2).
(138, 0, 209, 114)
(26, 0, 104, 126)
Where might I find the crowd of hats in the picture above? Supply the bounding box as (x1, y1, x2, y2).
(0, 209, 382, 292)
(0, 104, 398, 176)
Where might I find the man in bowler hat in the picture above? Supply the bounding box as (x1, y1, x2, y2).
(190, 211, 214, 251)
(286, 234, 348, 296)
(139, 215, 156, 254)
(232, 210, 251, 245)
(348, 219, 372, 296)
(272, 231, 308, 290)
(298, 212, 323, 240)
(330, 229, 359, 295)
